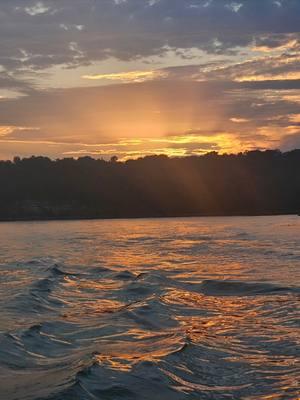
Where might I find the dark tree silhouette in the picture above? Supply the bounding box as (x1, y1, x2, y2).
(110, 155, 118, 163)
(0, 150, 299, 220)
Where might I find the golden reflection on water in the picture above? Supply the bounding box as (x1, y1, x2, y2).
(94, 330, 186, 371)
(0, 216, 299, 398)
(63, 276, 124, 293)
(162, 288, 300, 395)
(47, 267, 299, 396)
(61, 298, 125, 320)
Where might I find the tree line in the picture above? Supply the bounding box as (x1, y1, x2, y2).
(0, 150, 299, 220)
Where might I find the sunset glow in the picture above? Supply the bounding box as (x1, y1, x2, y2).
(0, 1, 299, 160)
(0, 4, 299, 397)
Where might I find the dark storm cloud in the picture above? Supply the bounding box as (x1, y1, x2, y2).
(0, 0, 299, 72)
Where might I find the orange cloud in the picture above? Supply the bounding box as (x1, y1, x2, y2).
(236, 71, 300, 82)
(82, 70, 167, 82)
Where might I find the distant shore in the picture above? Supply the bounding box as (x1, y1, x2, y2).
(0, 212, 297, 223)
(1, 151, 299, 223)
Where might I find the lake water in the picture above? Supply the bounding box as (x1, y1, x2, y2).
(0, 216, 299, 399)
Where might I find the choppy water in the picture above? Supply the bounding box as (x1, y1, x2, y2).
(0, 216, 299, 400)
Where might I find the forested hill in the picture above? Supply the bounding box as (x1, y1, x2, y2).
(0, 150, 299, 221)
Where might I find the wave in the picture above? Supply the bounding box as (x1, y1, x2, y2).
(1, 218, 300, 400)
(199, 279, 299, 296)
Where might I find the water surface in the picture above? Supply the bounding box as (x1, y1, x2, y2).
(0, 216, 299, 399)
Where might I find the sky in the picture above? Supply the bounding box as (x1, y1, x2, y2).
(0, 0, 299, 160)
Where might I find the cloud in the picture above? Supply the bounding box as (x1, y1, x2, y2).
(0, 0, 299, 74)
(225, 2, 244, 13)
(289, 114, 300, 123)
(24, 2, 52, 16)
(0, 77, 298, 159)
(280, 132, 300, 151)
(82, 70, 167, 82)
(0, 125, 39, 137)
(230, 117, 249, 123)
(252, 35, 299, 52)
(142, 50, 300, 86)
(202, 51, 300, 82)
(0, 0, 299, 158)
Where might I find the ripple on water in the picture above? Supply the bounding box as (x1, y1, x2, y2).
(0, 216, 299, 400)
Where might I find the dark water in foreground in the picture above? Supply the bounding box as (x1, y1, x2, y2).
(0, 216, 299, 400)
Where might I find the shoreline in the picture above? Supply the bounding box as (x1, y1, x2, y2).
(0, 212, 297, 223)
